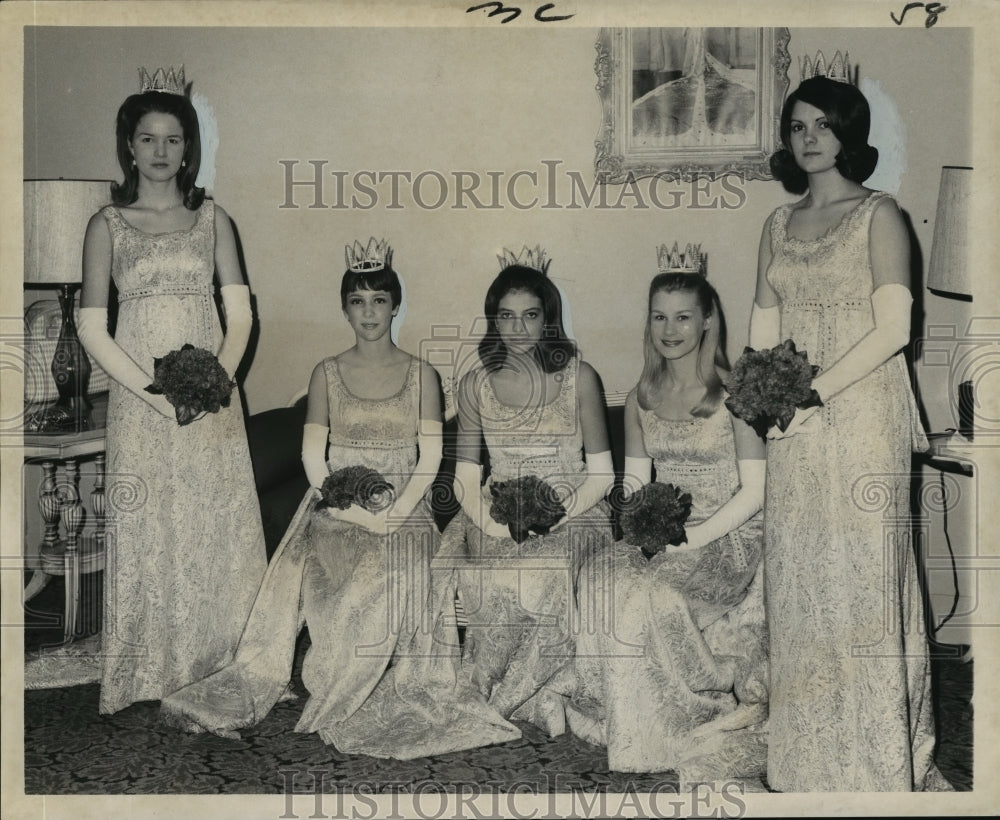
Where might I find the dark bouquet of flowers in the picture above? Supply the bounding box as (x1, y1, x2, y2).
(144, 343, 235, 426)
(723, 339, 823, 439)
(488, 475, 567, 544)
(317, 466, 395, 513)
(618, 482, 693, 559)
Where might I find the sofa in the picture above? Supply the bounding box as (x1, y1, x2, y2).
(245, 400, 628, 558)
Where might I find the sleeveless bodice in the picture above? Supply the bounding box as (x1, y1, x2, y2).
(638, 404, 739, 526)
(764, 190, 926, 450)
(104, 203, 215, 294)
(101, 203, 219, 360)
(475, 356, 587, 486)
(766, 190, 888, 368)
(322, 356, 420, 486)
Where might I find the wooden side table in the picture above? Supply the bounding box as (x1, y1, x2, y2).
(23, 422, 107, 644)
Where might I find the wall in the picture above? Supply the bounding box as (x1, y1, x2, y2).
(23, 25, 971, 422)
(20, 24, 982, 646)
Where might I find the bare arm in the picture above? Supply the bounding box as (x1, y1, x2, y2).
(558, 361, 614, 522)
(622, 387, 652, 495)
(213, 205, 253, 378)
(301, 362, 330, 489)
(749, 211, 780, 349)
(77, 212, 174, 417)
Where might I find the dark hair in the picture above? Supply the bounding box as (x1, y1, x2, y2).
(111, 91, 205, 209)
(769, 76, 879, 195)
(637, 272, 729, 418)
(477, 265, 575, 373)
(340, 266, 403, 310)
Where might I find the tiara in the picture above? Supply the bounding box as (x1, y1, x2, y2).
(497, 244, 551, 275)
(799, 50, 854, 85)
(346, 237, 393, 273)
(656, 242, 705, 275)
(139, 65, 188, 95)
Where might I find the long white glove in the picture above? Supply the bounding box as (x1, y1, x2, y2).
(680, 458, 765, 550)
(622, 455, 652, 497)
(216, 284, 253, 379)
(301, 422, 329, 488)
(386, 421, 444, 530)
(812, 283, 912, 403)
(77, 307, 173, 418)
(748, 302, 780, 350)
(557, 450, 615, 524)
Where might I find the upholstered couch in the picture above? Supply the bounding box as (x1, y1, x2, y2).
(245, 400, 628, 558)
(244, 402, 310, 556)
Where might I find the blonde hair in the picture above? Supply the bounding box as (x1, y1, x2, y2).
(637, 273, 729, 418)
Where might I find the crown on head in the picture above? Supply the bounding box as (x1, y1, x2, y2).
(497, 245, 551, 275)
(799, 50, 854, 85)
(139, 65, 188, 95)
(656, 242, 705, 275)
(345, 237, 393, 273)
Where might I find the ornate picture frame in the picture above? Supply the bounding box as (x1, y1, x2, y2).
(594, 27, 791, 183)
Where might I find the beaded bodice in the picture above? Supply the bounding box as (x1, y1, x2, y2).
(476, 356, 586, 486)
(323, 356, 420, 484)
(765, 190, 889, 369)
(638, 404, 739, 526)
(101, 202, 218, 363)
(104, 203, 215, 297)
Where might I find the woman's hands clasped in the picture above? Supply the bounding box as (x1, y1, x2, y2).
(323, 504, 389, 535)
(147, 393, 177, 420)
(766, 405, 821, 440)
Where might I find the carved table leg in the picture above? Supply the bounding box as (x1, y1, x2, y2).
(60, 458, 84, 642)
(91, 453, 106, 557)
(24, 460, 59, 604)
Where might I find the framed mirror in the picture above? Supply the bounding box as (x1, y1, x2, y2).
(594, 27, 791, 183)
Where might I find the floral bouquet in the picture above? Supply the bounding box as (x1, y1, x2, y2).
(144, 343, 235, 426)
(619, 482, 693, 559)
(317, 466, 395, 514)
(488, 475, 567, 544)
(723, 339, 823, 439)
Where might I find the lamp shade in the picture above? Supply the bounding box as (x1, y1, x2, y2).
(24, 179, 112, 284)
(926, 166, 972, 297)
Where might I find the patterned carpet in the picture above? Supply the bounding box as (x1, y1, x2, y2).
(22, 574, 973, 795)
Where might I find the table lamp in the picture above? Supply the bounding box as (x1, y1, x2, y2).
(927, 166, 972, 299)
(926, 166, 974, 440)
(24, 179, 112, 432)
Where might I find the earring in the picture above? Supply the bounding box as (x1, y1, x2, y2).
(131, 158, 136, 167)
(181, 160, 186, 168)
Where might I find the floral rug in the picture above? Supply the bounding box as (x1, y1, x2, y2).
(22, 629, 972, 795)
(22, 574, 972, 795)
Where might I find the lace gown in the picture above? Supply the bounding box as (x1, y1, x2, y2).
(439, 356, 615, 736)
(99, 203, 266, 715)
(764, 191, 946, 791)
(568, 395, 767, 782)
(161, 355, 519, 758)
